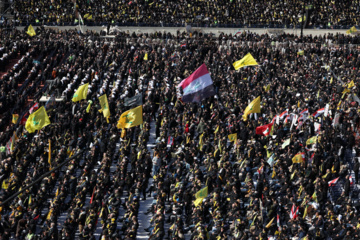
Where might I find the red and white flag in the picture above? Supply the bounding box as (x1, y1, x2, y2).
(271, 116, 277, 124)
(349, 176, 354, 185)
(277, 214, 280, 231)
(299, 108, 309, 115)
(328, 177, 339, 187)
(314, 122, 321, 133)
(312, 108, 325, 118)
(290, 204, 299, 220)
(298, 109, 309, 122)
(279, 110, 289, 120)
(29, 102, 39, 114)
(284, 115, 291, 124)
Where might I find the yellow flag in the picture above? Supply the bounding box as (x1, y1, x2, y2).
(270, 124, 275, 136)
(195, 186, 208, 199)
(214, 126, 219, 134)
(12, 114, 19, 124)
(28, 195, 32, 205)
(242, 96, 261, 121)
(72, 83, 89, 102)
(48, 139, 51, 169)
(303, 205, 308, 219)
(348, 80, 355, 89)
(233, 53, 258, 70)
(306, 136, 320, 145)
(297, 50, 304, 55)
(342, 88, 350, 95)
(26, 24, 36, 37)
(194, 197, 204, 207)
(272, 169, 276, 178)
(291, 170, 297, 180)
(98, 94, 110, 120)
(337, 100, 342, 110)
(25, 107, 51, 133)
(264, 84, 270, 92)
(1, 180, 8, 190)
(121, 129, 126, 138)
(46, 208, 53, 220)
(292, 153, 304, 163)
(312, 191, 317, 203)
(117, 105, 143, 129)
(86, 100, 93, 113)
(250, 214, 257, 226)
(228, 133, 237, 142)
(330, 77, 333, 84)
(265, 217, 275, 228)
(346, 26, 357, 34)
(199, 133, 204, 150)
(144, 53, 148, 61)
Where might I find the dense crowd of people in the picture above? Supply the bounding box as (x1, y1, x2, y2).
(6, 0, 360, 28)
(1, 26, 360, 240)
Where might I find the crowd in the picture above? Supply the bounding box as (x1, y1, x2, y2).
(1, 26, 360, 240)
(7, 0, 360, 28)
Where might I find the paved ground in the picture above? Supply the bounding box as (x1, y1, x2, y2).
(15, 25, 352, 37)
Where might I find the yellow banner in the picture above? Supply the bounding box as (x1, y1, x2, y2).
(117, 105, 143, 129)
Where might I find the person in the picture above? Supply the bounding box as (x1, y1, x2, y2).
(2, 26, 360, 240)
(10, 0, 360, 28)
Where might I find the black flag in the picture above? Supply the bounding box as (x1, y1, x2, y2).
(124, 94, 143, 107)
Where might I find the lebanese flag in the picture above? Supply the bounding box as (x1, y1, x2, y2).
(290, 204, 299, 220)
(129, 67, 132, 74)
(29, 103, 39, 114)
(167, 136, 174, 146)
(349, 176, 354, 185)
(312, 108, 325, 118)
(256, 123, 273, 136)
(328, 177, 339, 186)
(277, 214, 280, 230)
(178, 64, 215, 103)
(279, 110, 289, 120)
